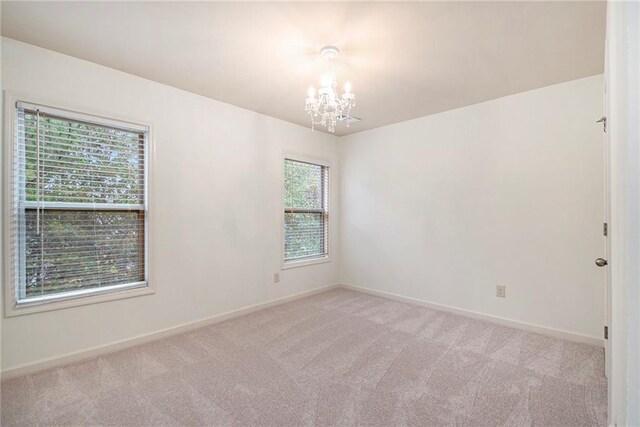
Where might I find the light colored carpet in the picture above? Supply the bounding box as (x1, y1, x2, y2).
(1, 288, 607, 426)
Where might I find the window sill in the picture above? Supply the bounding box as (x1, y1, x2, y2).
(282, 256, 331, 270)
(5, 282, 154, 317)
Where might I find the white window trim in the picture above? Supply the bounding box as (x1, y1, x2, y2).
(3, 91, 154, 317)
(281, 152, 332, 270)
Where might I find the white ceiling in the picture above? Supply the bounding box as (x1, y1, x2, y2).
(1, 1, 605, 136)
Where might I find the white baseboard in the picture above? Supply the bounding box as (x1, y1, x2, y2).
(1, 283, 341, 380)
(340, 283, 603, 347)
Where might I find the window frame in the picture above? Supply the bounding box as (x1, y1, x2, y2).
(281, 153, 331, 270)
(3, 92, 154, 317)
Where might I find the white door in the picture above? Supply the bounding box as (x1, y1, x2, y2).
(603, 2, 640, 423)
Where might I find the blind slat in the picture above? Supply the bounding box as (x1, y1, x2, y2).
(25, 268, 144, 281)
(17, 128, 144, 149)
(26, 265, 144, 277)
(21, 202, 143, 210)
(19, 157, 143, 174)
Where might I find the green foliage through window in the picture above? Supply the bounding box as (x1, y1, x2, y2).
(21, 113, 143, 204)
(24, 210, 144, 297)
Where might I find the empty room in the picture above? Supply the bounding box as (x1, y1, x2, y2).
(1, 1, 639, 426)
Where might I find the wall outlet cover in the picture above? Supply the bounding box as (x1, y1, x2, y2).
(496, 285, 506, 298)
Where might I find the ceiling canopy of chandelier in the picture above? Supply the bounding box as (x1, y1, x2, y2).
(305, 46, 356, 133)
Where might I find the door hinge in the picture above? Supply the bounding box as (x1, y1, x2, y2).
(597, 116, 607, 133)
(604, 325, 608, 340)
(604, 222, 608, 236)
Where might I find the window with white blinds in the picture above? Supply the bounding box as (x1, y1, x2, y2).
(9, 101, 149, 305)
(284, 158, 329, 262)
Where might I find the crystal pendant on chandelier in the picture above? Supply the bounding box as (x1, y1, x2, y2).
(305, 46, 356, 133)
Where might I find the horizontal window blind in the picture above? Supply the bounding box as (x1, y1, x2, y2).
(284, 158, 329, 261)
(11, 102, 148, 303)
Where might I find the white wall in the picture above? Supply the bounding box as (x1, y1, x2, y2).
(0, 38, 340, 372)
(339, 75, 605, 339)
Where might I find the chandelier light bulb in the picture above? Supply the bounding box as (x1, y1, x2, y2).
(344, 81, 351, 94)
(307, 86, 315, 99)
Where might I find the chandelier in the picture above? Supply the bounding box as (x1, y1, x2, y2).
(305, 46, 356, 133)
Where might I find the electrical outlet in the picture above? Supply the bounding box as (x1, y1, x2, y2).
(273, 272, 280, 284)
(496, 285, 506, 298)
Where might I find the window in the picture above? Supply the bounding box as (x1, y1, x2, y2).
(7, 100, 149, 311)
(284, 158, 329, 264)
